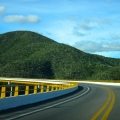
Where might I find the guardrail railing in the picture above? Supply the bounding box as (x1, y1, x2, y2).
(0, 78, 78, 98)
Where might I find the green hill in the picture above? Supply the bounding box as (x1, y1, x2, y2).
(0, 31, 120, 80)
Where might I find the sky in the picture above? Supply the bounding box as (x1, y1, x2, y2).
(0, 0, 120, 58)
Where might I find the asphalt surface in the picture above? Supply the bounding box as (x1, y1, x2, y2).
(0, 84, 120, 120)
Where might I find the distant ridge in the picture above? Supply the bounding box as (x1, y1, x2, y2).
(0, 31, 120, 80)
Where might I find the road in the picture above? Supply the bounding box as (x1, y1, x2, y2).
(0, 83, 120, 120)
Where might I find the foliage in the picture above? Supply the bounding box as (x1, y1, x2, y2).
(0, 31, 120, 80)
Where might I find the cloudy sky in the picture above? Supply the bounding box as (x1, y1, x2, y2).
(0, 0, 120, 58)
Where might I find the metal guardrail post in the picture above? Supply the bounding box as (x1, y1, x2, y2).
(41, 85, 44, 93)
(60, 85, 62, 90)
(46, 85, 49, 92)
(25, 86, 29, 95)
(10, 86, 13, 96)
(55, 85, 58, 90)
(14, 86, 19, 96)
(34, 85, 37, 94)
(58, 85, 61, 90)
(62, 85, 64, 89)
(61, 85, 63, 89)
(51, 85, 54, 91)
(1, 86, 6, 98)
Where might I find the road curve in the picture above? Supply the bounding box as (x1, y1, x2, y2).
(0, 84, 120, 120)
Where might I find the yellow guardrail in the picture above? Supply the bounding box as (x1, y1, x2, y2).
(0, 79, 78, 98)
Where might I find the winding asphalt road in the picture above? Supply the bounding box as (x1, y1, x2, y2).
(0, 83, 120, 120)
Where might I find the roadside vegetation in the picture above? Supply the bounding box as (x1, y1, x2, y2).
(0, 31, 120, 80)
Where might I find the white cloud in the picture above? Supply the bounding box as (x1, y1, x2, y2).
(93, 18, 111, 25)
(73, 31, 85, 36)
(3, 15, 40, 23)
(77, 19, 93, 31)
(111, 33, 120, 40)
(74, 41, 120, 52)
(79, 23, 93, 30)
(0, 6, 5, 14)
(73, 18, 111, 38)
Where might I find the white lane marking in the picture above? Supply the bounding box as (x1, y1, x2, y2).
(6, 86, 90, 120)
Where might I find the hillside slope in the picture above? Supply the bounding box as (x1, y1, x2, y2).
(0, 31, 120, 80)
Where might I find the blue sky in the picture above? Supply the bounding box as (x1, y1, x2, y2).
(0, 0, 120, 58)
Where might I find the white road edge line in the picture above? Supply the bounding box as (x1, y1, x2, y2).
(6, 86, 90, 120)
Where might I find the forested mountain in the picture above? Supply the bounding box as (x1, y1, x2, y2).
(0, 31, 120, 80)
